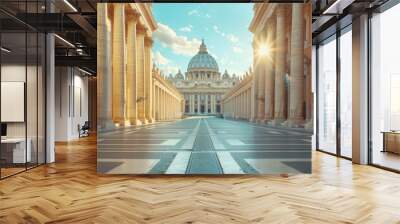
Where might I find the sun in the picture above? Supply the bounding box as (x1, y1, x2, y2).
(257, 44, 270, 57)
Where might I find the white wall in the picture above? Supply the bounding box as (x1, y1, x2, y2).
(55, 67, 89, 141)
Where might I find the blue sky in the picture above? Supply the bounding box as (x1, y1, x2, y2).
(152, 3, 254, 77)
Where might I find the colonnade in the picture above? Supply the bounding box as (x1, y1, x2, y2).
(222, 73, 252, 120)
(222, 3, 313, 129)
(153, 67, 184, 121)
(97, 3, 183, 131)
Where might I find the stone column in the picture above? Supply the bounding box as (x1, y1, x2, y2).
(112, 4, 126, 125)
(256, 33, 265, 122)
(168, 95, 171, 119)
(136, 27, 147, 124)
(273, 6, 287, 124)
(265, 17, 276, 122)
(304, 5, 313, 130)
(154, 85, 160, 121)
(247, 90, 250, 120)
(126, 14, 141, 126)
(97, 3, 114, 131)
(158, 88, 161, 120)
(197, 94, 200, 114)
(211, 94, 214, 114)
(241, 93, 244, 118)
(251, 39, 258, 122)
(192, 94, 195, 114)
(205, 94, 209, 114)
(161, 90, 166, 120)
(144, 37, 154, 123)
(152, 78, 156, 121)
(288, 4, 305, 127)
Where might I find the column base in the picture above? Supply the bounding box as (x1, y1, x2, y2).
(304, 119, 313, 131)
(147, 118, 155, 123)
(113, 118, 126, 127)
(269, 118, 286, 126)
(256, 118, 265, 123)
(123, 120, 132, 127)
(98, 119, 115, 132)
(141, 119, 149, 125)
(130, 119, 142, 126)
(282, 119, 304, 128)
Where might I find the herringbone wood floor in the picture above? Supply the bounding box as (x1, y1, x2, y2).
(1, 136, 400, 224)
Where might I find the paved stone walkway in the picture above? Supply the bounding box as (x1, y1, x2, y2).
(98, 117, 312, 174)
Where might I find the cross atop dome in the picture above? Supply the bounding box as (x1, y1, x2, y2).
(199, 38, 207, 53)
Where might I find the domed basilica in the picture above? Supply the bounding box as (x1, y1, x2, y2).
(169, 40, 238, 114)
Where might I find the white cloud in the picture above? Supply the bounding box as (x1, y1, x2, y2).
(232, 46, 243, 54)
(153, 23, 201, 56)
(227, 34, 239, 43)
(188, 9, 198, 16)
(205, 14, 211, 18)
(153, 51, 169, 66)
(179, 24, 193, 32)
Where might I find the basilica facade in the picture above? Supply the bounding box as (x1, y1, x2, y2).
(168, 40, 238, 115)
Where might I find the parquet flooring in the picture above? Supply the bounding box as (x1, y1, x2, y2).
(1, 135, 400, 223)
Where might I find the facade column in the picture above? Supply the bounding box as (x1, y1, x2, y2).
(251, 39, 259, 122)
(246, 90, 251, 120)
(197, 94, 200, 114)
(256, 32, 265, 121)
(287, 4, 305, 126)
(304, 4, 313, 130)
(162, 90, 166, 120)
(210, 94, 214, 113)
(192, 94, 195, 114)
(165, 93, 168, 119)
(167, 95, 170, 119)
(205, 94, 209, 114)
(154, 85, 160, 121)
(136, 27, 147, 124)
(170, 95, 173, 119)
(241, 93, 244, 118)
(144, 37, 154, 123)
(273, 6, 287, 123)
(112, 4, 126, 125)
(97, 3, 114, 131)
(264, 18, 276, 122)
(126, 13, 141, 125)
(158, 87, 162, 120)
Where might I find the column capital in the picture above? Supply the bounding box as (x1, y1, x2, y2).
(276, 4, 287, 16)
(144, 36, 153, 47)
(126, 11, 140, 22)
(136, 25, 147, 35)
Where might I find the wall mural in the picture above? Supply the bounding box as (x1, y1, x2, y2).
(97, 3, 313, 174)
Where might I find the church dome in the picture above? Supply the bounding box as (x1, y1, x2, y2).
(187, 39, 219, 72)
